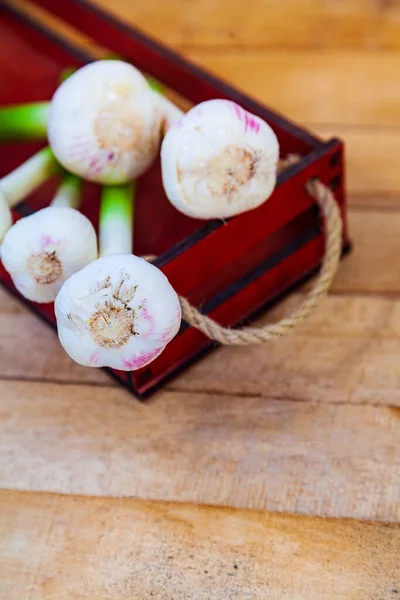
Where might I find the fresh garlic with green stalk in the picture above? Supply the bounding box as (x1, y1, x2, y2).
(55, 183, 181, 370)
(0, 63, 103, 142)
(0, 66, 182, 145)
(1, 173, 98, 304)
(0, 146, 58, 242)
(0, 102, 49, 141)
(161, 98, 279, 219)
(48, 60, 164, 184)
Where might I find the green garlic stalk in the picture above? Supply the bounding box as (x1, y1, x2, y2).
(0, 147, 59, 242)
(99, 183, 134, 257)
(0, 103, 49, 141)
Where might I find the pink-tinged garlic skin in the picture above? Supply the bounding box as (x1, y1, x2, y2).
(48, 60, 164, 184)
(1, 207, 98, 303)
(161, 99, 279, 219)
(55, 254, 181, 370)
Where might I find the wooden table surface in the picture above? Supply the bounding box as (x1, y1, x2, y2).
(1, 1, 400, 598)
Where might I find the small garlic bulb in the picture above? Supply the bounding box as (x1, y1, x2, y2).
(0, 188, 12, 243)
(48, 60, 164, 184)
(161, 99, 279, 219)
(55, 254, 181, 370)
(1, 207, 97, 303)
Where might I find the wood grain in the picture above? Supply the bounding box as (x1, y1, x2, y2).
(185, 53, 400, 127)
(5, 290, 400, 407)
(332, 209, 400, 293)
(174, 295, 400, 406)
(90, 0, 400, 51)
(1, 0, 400, 597)
(14, 0, 400, 52)
(1, 490, 399, 600)
(0, 379, 398, 521)
(8, 1, 400, 128)
(315, 129, 400, 197)
(0, 301, 110, 386)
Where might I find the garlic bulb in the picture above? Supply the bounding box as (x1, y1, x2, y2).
(55, 183, 180, 370)
(1, 175, 97, 303)
(55, 254, 181, 370)
(0, 147, 58, 243)
(48, 60, 164, 184)
(161, 98, 279, 219)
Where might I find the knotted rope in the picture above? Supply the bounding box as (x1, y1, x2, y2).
(179, 160, 343, 344)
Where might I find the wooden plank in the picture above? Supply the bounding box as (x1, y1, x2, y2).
(315, 129, 400, 197)
(1, 490, 399, 600)
(4, 289, 400, 406)
(13, 0, 400, 52)
(333, 209, 400, 293)
(0, 380, 398, 521)
(183, 54, 400, 127)
(350, 194, 400, 210)
(173, 294, 400, 407)
(8, 2, 400, 127)
(0, 299, 110, 386)
(90, 0, 400, 51)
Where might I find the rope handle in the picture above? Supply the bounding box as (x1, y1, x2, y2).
(179, 177, 343, 345)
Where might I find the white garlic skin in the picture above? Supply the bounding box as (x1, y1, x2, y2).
(160, 97, 185, 134)
(0, 188, 12, 243)
(55, 254, 181, 371)
(1, 207, 98, 303)
(48, 60, 164, 184)
(161, 99, 279, 219)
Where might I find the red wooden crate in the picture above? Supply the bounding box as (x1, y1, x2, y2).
(0, 0, 350, 398)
